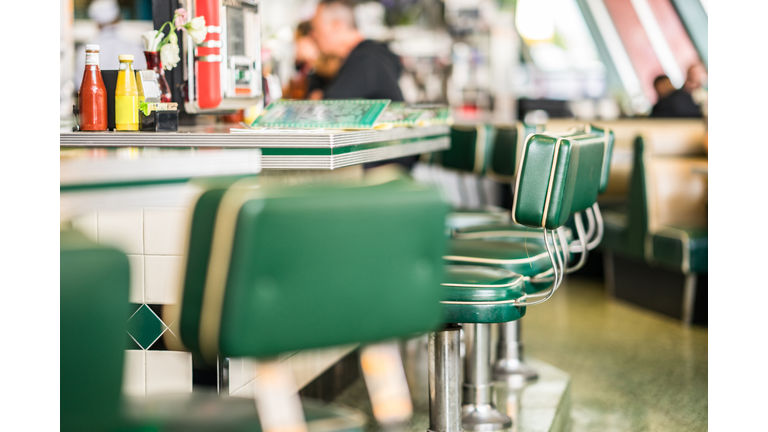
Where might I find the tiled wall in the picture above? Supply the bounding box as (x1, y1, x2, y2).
(71, 206, 356, 398)
(73, 207, 193, 396)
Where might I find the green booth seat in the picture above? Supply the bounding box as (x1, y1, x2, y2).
(649, 227, 708, 274)
(61, 229, 368, 432)
(600, 126, 707, 324)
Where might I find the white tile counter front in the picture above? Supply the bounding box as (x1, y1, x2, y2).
(72, 205, 358, 398)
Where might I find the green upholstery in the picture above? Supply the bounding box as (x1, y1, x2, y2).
(589, 125, 616, 194)
(441, 265, 526, 324)
(443, 265, 525, 302)
(599, 131, 708, 276)
(488, 125, 520, 179)
(61, 230, 130, 432)
(444, 239, 551, 276)
(569, 136, 606, 213)
(650, 227, 708, 273)
(62, 215, 367, 432)
(440, 125, 495, 174)
(512, 134, 581, 229)
(178, 180, 449, 364)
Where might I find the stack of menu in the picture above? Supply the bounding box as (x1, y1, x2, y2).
(248, 99, 452, 131)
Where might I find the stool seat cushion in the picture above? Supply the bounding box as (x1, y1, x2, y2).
(442, 265, 524, 302)
(454, 222, 573, 244)
(440, 265, 528, 324)
(444, 238, 552, 276)
(651, 227, 707, 273)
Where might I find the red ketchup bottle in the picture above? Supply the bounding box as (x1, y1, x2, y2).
(78, 44, 108, 131)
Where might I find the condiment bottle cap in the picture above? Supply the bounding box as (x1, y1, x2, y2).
(85, 44, 100, 51)
(118, 54, 134, 62)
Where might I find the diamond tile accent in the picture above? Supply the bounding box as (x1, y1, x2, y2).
(127, 304, 167, 350)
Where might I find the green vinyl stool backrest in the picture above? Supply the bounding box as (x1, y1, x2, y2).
(488, 123, 538, 182)
(61, 230, 130, 432)
(440, 124, 495, 174)
(178, 179, 449, 365)
(512, 134, 583, 230)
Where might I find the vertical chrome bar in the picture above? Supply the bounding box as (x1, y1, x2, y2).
(429, 326, 463, 432)
(493, 320, 538, 382)
(461, 323, 512, 431)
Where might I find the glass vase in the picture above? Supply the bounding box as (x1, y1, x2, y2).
(143, 51, 172, 103)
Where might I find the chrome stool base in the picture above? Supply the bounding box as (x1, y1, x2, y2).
(493, 321, 538, 383)
(462, 323, 512, 432)
(428, 324, 463, 432)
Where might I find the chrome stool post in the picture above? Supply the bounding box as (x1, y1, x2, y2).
(428, 325, 463, 432)
(493, 320, 538, 382)
(461, 323, 512, 431)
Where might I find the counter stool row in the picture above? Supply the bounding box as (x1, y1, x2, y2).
(61, 126, 612, 432)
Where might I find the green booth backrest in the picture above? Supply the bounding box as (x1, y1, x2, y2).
(512, 134, 581, 230)
(178, 180, 449, 364)
(441, 125, 495, 174)
(61, 230, 130, 432)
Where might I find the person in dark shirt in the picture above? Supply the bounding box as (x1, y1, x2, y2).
(650, 70, 703, 118)
(310, 0, 417, 170)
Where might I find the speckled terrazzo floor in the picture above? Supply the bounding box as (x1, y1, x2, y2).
(332, 276, 708, 432)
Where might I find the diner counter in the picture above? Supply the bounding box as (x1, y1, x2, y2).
(60, 124, 450, 170)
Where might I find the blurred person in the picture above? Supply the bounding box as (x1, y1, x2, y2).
(75, 0, 146, 90)
(653, 75, 675, 101)
(285, 21, 342, 100)
(309, 0, 404, 101)
(650, 66, 703, 118)
(310, 0, 415, 170)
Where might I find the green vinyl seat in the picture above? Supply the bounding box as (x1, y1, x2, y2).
(61, 229, 366, 432)
(441, 265, 526, 323)
(177, 179, 448, 363)
(444, 238, 552, 295)
(650, 227, 707, 273)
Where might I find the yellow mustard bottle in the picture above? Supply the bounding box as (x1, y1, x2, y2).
(115, 55, 139, 131)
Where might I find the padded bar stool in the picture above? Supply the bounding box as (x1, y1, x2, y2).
(428, 133, 580, 432)
(177, 178, 449, 431)
(444, 131, 605, 417)
(440, 124, 510, 230)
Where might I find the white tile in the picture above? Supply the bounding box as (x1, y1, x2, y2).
(97, 209, 143, 254)
(126, 255, 144, 303)
(144, 207, 189, 255)
(122, 350, 146, 397)
(229, 357, 257, 397)
(71, 211, 97, 242)
(145, 351, 193, 395)
(145, 255, 184, 304)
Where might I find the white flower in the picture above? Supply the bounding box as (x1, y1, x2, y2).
(160, 43, 180, 71)
(186, 16, 207, 45)
(168, 30, 178, 45)
(142, 30, 164, 51)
